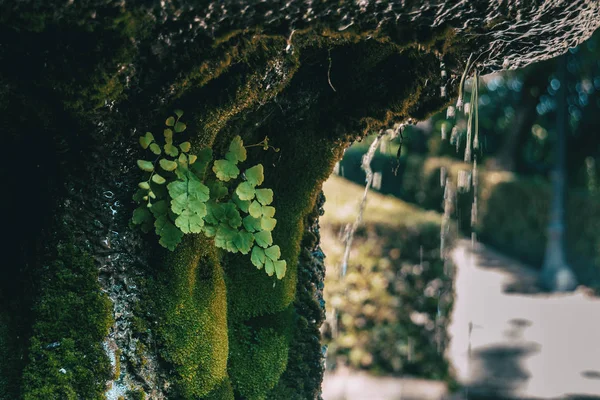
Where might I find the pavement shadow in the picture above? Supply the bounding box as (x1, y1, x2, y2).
(467, 243, 544, 295)
(465, 338, 540, 399)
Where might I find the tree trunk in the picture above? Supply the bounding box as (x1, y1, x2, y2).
(541, 54, 578, 292)
(494, 62, 552, 172)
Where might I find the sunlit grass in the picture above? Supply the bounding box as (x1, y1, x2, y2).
(322, 175, 444, 228)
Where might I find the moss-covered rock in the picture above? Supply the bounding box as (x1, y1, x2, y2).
(151, 235, 229, 398)
(21, 243, 113, 400)
(0, 1, 597, 399)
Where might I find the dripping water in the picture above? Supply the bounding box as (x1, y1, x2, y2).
(339, 132, 385, 277)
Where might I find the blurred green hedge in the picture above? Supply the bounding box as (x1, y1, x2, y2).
(321, 176, 456, 381)
(477, 172, 600, 287)
(339, 145, 600, 288)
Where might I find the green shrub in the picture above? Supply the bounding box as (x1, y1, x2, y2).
(478, 172, 600, 288)
(321, 176, 455, 380)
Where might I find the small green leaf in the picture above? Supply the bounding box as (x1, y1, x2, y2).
(197, 148, 213, 164)
(178, 153, 188, 168)
(174, 121, 186, 133)
(164, 129, 173, 140)
(164, 143, 179, 157)
(215, 224, 237, 251)
(145, 131, 155, 143)
(233, 193, 250, 213)
(255, 188, 273, 206)
(166, 116, 175, 126)
(251, 246, 266, 269)
(138, 181, 150, 190)
(137, 160, 154, 172)
(264, 245, 281, 261)
(254, 230, 273, 248)
(190, 148, 213, 179)
(132, 206, 152, 225)
(152, 174, 166, 185)
(168, 174, 209, 233)
(139, 136, 150, 149)
(189, 154, 198, 164)
(208, 181, 228, 200)
(203, 224, 217, 238)
(148, 191, 156, 199)
(213, 159, 239, 182)
(226, 136, 247, 163)
(168, 178, 210, 214)
(159, 159, 178, 171)
(260, 217, 277, 231)
(133, 189, 146, 202)
(236, 182, 255, 201)
(221, 202, 242, 228)
(210, 202, 225, 222)
(174, 209, 205, 233)
(248, 201, 263, 218)
(150, 143, 162, 155)
(155, 215, 184, 251)
(204, 201, 220, 225)
(264, 258, 275, 276)
(150, 200, 168, 218)
(234, 231, 254, 254)
(245, 164, 264, 186)
(243, 215, 262, 232)
(262, 206, 275, 218)
(132, 207, 153, 233)
(174, 109, 184, 118)
(274, 259, 287, 279)
(180, 142, 191, 152)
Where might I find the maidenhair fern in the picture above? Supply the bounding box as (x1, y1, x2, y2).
(132, 110, 287, 279)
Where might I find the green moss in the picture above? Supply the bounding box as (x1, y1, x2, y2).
(269, 194, 328, 400)
(20, 243, 113, 400)
(228, 322, 290, 400)
(203, 377, 234, 400)
(224, 133, 346, 321)
(152, 235, 229, 398)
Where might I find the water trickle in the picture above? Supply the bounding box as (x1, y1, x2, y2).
(379, 137, 388, 154)
(441, 122, 448, 140)
(333, 161, 340, 175)
(586, 156, 596, 194)
(440, 167, 447, 188)
(372, 172, 382, 190)
(457, 170, 471, 192)
(440, 178, 454, 257)
(446, 106, 455, 119)
(340, 132, 384, 276)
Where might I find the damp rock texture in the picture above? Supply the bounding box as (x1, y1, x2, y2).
(0, 1, 598, 399)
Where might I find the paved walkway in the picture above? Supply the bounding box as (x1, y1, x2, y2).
(323, 239, 600, 400)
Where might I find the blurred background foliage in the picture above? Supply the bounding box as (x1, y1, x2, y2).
(321, 29, 600, 381)
(320, 176, 456, 382)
